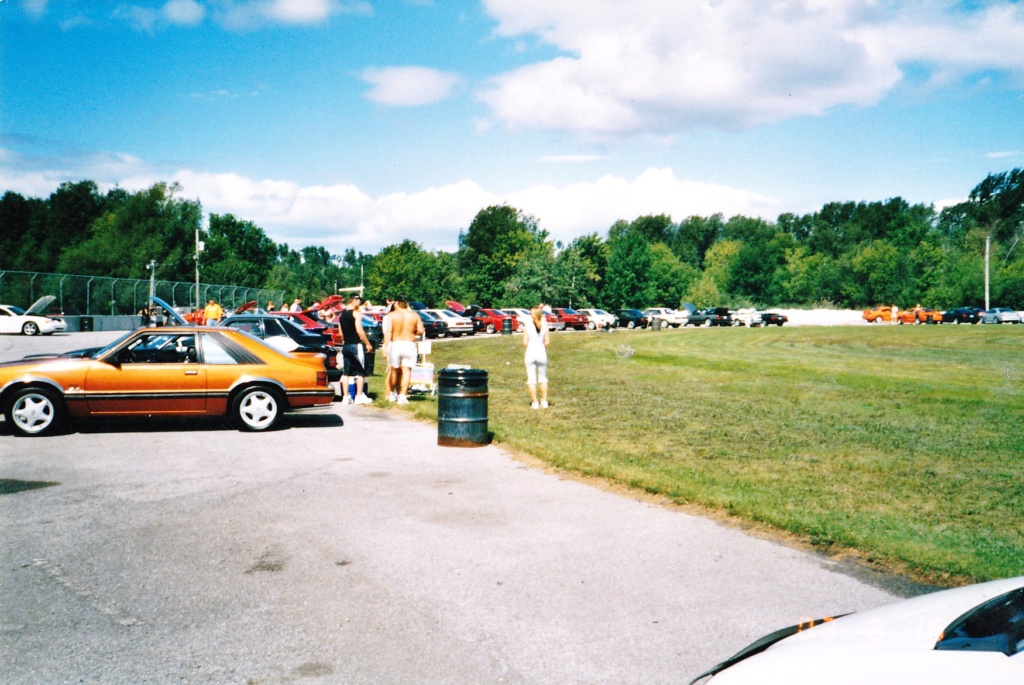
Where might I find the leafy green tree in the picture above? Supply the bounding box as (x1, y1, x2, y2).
(57, 183, 201, 281)
(200, 214, 279, 288)
(366, 240, 440, 304)
(849, 240, 905, 305)
(0, 191, 46, 270)
(603, 229, 655, 308)
(647, 243, 698, 307)
(457, 205, 551, 305)
(551, 234, 606, 308)
(668, 214, 723, 267)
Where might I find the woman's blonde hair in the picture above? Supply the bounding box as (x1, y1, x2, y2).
(530, 305, 544, 332)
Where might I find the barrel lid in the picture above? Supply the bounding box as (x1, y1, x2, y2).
(438, 367, 488, 380)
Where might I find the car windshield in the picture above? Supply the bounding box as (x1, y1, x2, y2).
(8, 306, 27, 315)
(936, 587, 1024, 655)
(90, 330, 139, 358)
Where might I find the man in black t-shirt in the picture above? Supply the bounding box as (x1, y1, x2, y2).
(337, 295, 374, 404)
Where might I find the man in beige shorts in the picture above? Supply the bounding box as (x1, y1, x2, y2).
(383, 296, 424, 404)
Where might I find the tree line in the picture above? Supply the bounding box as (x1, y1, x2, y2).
(2, 169, 1022, 311)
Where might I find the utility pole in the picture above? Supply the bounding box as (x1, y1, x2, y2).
(985, 235, 990, 311)
(195, 229, 204, 310)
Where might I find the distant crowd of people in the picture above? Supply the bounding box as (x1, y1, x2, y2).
(138, 292, 555, 410)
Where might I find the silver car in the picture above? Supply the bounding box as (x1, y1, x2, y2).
(980, 308, 1022, 324)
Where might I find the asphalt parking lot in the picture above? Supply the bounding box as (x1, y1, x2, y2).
(1, 332, 915, 684)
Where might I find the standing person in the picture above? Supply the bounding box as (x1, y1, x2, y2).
(383, 297, 424, 405)
(891, 304, 898, 324)
(204, 298, 223, 326)
(337, 295, 374, 405)
(266, 300, 276, 312)
(523, 304, 551, 409)
(290, 298, 303, 312)
(381, 297, 396, 400)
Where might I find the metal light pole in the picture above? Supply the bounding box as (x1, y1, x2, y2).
(985, 235, 990, 311)
(195, 229, 204, 312)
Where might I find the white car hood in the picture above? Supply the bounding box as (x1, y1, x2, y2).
(25, 295, 57, 316)
(708, 576, 1024, 684)
(769, 576, 1024, 653)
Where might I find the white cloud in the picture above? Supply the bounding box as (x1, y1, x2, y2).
(212, 0, 372, 30)
(986, 151, 1022, 160)
(162, 0, 206, 26)
(360, 67, 464, 107)
(169, 167, 779, 252)
(0, 149, 779, 253)
(478, 0, 1024, 136)
(537, 155, 604, 163)
(113, 4, 160, 32)
(23, 0, 49, 18)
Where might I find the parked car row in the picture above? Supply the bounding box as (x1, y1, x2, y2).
(863, 305, 1024, 324)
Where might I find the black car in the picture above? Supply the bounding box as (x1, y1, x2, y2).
(615, 309, 650, 329)
(759, 311, 788, 326)
(219, 314, 341, 382)
(416, 310, 449, 339)
(941, 307, 982, 324)
(687, 307, 732, 327)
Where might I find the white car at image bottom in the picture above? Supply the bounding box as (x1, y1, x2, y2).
(693, 575, 1024, 685)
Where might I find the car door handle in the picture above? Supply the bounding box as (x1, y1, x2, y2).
(185, 370, 198, 376)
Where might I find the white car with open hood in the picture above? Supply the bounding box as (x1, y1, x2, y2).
(0, 296, 68, 336)
(693, 575, 1024, 685)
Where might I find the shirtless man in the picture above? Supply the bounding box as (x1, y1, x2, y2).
(383, 297, 424, 405)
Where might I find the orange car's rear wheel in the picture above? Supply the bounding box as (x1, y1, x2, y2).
(232, 386, 282, 432)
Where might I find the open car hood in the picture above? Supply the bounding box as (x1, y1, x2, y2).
(25, 295, 57, 316)
(150, 296, 189, 326)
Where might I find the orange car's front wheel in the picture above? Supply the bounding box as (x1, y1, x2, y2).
(7, 387, 65, 437)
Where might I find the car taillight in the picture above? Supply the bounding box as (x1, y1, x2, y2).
(316, 372, 327, 386)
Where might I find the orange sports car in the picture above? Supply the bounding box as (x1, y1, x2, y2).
(896, 306, 943, 324)
(1, 326, 334, 436)
(862, 305, 896, 323)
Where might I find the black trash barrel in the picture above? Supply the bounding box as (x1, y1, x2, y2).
(437, 368, 489, 447)
(80, 316, 94, 332)
(501, 317, 512, 335)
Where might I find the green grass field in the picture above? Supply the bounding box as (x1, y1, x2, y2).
(379, 325, 1024, 584)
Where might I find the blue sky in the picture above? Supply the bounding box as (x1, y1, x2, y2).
(2, 0, 1023, 254)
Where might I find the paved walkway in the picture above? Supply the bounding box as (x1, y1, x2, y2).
(0, 331, 911, 683)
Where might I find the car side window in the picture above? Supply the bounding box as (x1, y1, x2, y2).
(198, 333, 239, 365)
(118, 333, 194, 364)
(263, 318, 288, 337)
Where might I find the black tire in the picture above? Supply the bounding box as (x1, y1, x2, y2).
(703, 319, 712, 328)
(627, 320, 636, 329)
(6, 387, 65, 436)
(22, 321, 40, 336)
(588, 321, 596, 330)
(232, 386, 282, 432)
(874, 316, 882, 323)
(485, 323, 496, 334)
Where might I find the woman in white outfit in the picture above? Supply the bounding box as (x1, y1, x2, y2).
(522, 304, 551, 409)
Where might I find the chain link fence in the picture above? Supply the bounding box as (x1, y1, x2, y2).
(0, 270, 285, 317)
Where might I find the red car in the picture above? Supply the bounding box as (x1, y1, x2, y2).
(470, 307, 519, 334)
(553, 308, 590, 331)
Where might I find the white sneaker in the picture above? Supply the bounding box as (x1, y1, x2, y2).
(354, 394, 372, 405)
(531, 401, 540, 409)
(540, 400, 549, 409)
(388, 392, 398, 402)
(397, 395, 410, 405)
(341, 396, 353, 405)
